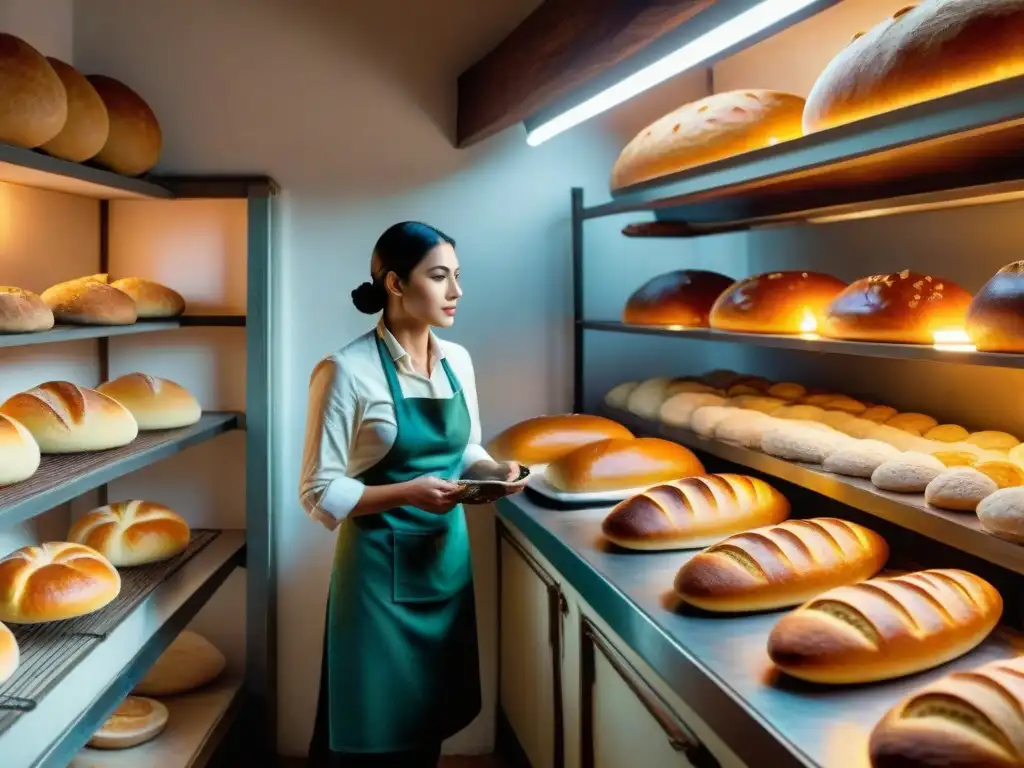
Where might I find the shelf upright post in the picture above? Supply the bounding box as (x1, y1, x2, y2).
(97, 199, 110, 508)
(572, 187, 585, 412)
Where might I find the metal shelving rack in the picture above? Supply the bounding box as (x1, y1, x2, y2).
(0, 151, 276, 767)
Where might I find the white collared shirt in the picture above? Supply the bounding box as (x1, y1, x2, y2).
(299, 320, 492, 530)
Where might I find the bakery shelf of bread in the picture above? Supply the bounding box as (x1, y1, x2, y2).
(0, 315, 247, 348)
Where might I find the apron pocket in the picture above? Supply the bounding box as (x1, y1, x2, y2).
(392, 528, 471, 604)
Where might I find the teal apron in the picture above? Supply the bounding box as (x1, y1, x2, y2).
(318, 335, 481, 754)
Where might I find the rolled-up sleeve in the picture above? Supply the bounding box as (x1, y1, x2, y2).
(299, 358, 366, 530)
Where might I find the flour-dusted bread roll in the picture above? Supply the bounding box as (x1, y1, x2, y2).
(487, 414, 632, 467)
(709, 271, 847, 335)
(546, 437, 704, 494)
(690, 405, 734, 437)
(0, 542, 121, 624)
(110, 277, 186, 318)
(610, 90, 806, 190)
(804, 0, 1024, 133)
(966, 431, 1021, 452)
(767, 569, 1003, 684)
(87, 75, 162, 176)
(622, 270, 734, 326)
(761, 422, 852, 465)
(872, 452, 946, 493)
(41, 273, 137, 326)
(823, 440, 901, 478)
(0, 414, 40, 487)
(87, 696, 169, 749)
(714, 410, 776, 449)
(0, 381, 138, 453)
(39, 57, 108, 162)
(97, 373, 201, 430)
(604, 381, 638, 409)
(676, 518, 888, 613)
(0, 33, 67, 148)
(977, 487, 1024, 543)
(659, 393, 726, 428)
(0, 621, 18, 684)
(966, 260, 1024, 352)
(924, 424, 970, 443)
(869, 655, 1024, 768)
(861, 405, 898, 424)
(0, 287, 54, 333)
(68, 500, 191, 567)
(133, 630, 226, 696)
(886, 412, 940, 435)
(925, 467, 999, 512)
(602, 474, 789, 551)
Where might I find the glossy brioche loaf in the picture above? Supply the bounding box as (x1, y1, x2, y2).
(487, 414, 633, 466)
(966, 261, 1024, 352)
(868, 655, 1024, 768)
(109, 277, 186, 318)
(0, 381, 138, 453)
(622, 270, 734, 327)
(0, 287, 54, 333)
(709, 271, 847, 335)
(675, 518, 888, 612)
(0, 542, 121, 624)
(68, 500, 191, 567)
(97, 373, 201, 430)
(767, 569, 1002, 684)
(0, 414, 40, 487)
(545, 437, 704, 494)
(41, 273, 137, 326)
(822, 270, 973, 344)
(611, 90, 806, 190)
(803, 0, 1024, 133)
(602, 474, 789, 551)
(0, 621, 18, 684)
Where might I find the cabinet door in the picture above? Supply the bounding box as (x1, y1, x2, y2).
(498, 522, 565, 768)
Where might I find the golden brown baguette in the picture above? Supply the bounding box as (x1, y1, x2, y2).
(767, 569, 1003, 684)
(602, 474, 790, 551)
(545, 437, 704, 494)
(674, 518, 887, 611)
(486, 414, 633, 467)
(868, 655, 1024, 768)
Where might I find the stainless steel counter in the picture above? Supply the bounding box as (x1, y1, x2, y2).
(495, 492, 1022, 768)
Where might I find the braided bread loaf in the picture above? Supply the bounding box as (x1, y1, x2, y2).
(601, 474, 790, 551)
(675, 518, 888, 612)
(768, 569, 1002, 684)
(868, 655, 1024, 768)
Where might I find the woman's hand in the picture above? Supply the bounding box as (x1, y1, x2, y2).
(402, 475, 461, 514)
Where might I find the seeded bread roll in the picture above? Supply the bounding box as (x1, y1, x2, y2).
(487, 414, 633, 467)
(675, 518, 888, 612)
(602, 474, 790, 551)
(545, 437, 705, 494)
(658, 393, 726, 428)
(0, 287, 54, 333)
(767, 569, 1003, 684)
(925, 467, 999, 512)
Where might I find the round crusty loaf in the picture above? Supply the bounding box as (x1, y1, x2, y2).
(822, 440, 900, 478)
(611, 90, 806, 190)
(0, 287, 54, 333)
(87, 75, 162, 176)
(134, 630, 225, 696)
(0, 414, 41, 487)
(872, 452, 946, 493)
(804, 0, 1024, 134)
(0, 381, 139, 453)
(966, 261, 1024, 352)
(39, 57, 109, 162)
(0, 621, 18, 684)
(767, 569, 1003, 684)
(868, 655, 1024, 768)
(68, 500, 191, 567)
(0, 33, 67, 148)
(487, 414, 632, 467)
(110, 277, 186, 318)
(822, 270, 973, 344)
(709, 271, 847, 335)
(977, 486, 1024, 544)
(87, 696, 169, 749)
(97, 373, 201, 430)
(41, 273, 137, 326)
(0, 542, 121, 624)
(602, 474, 789, 552)
(675, 518, 887, 612)
(545, 437, 704, 494)
(924, 467, 998, 512)
(622, 270, 734, 327)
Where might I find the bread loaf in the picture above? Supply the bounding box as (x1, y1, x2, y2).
(602, 474, 789, 551)
(87, 75, 162, 176)
(39, 58, 108, 162)
(766, 382, 805, 401)
(700, 369, 745, 390)
(966, 261, 1024, 352)
(862, 405, 898, 424)
(0, 542, 121, 624)
(0, 381, 138, 453)
(487, 414, 633, 466)
(690, 405, 734, 437)
(822, 271, 973, 344)
(822, 396, 868, 415)
(924, 424, 970, 443)
(975, 460, 1024, 489)
(133, 630, 225, 696)
(109, 277, 186, 318)
(41, 274, 137, 326)
(0, 287, 54, 333)
(0, 33, 66, 148)
(967, 431, 1020, 452)
(925, 467, 998, 512)
(675, 518, 887, 612)
(611, 90, 805, 190)
(69, 500, 191, 567)
(869, 654, 1024, 768)
(0, 414, 40, 487)
(623, 270, 734, 326)
(977, 487, 1024, 544)
(804, 0, 1024, 133)
(872, 452, 946, 493)
(97, 373, 201, 430)
(0, 621, 18, 684)
(658, 393, 726, 428)
(87, 696, 169, 749)
(761, 422, 853, 464)
(545, 437, 704, 494)
(767, 569, 1002, 684)
(887, 413, 939, 435)
(714, 410, 776, 448)
(822, 440, 900, 478)
(603, 382, 638, 409)
(626, 377, 683, 419)
(709, 271, 847, 335)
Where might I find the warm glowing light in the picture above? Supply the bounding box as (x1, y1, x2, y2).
(931, 328, 976, 352)
(666, 324, 685, 331)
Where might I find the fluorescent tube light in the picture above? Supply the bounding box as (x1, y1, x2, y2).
(526, 0, 821, 146)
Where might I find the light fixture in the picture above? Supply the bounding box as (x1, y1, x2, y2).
(526, 0, 824, 147)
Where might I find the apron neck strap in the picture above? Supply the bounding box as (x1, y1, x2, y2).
(374, 334, 462, 401)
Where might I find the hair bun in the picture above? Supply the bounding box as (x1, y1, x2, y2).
(352, 281, 385, 314)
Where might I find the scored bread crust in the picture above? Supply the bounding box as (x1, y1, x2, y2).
(602, 474, 790, 551)
(767, 569, 1003, 684)
(545, 437, 704, 494)
(97, 372, 201, 430)
(110, 277, 186, 318)
(674, 518, 888, 612)
(41, 273, 137, 325)
(486, 414, 633, 466)
(868, 655, 1024, 768)
(0, 286, 54, 332)
(68, 500, 191, 567)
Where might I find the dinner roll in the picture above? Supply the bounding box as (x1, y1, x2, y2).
(87, 75, 162, 176)
(966, 260, 1024, 352)
(861, 405, 898, 424)
(87, 696, 169, 749)
(110, 278, 186, 318)
(0, 414, 40, 487)
(709, 271, 847, 335)
(545, 437, 704, 494)
(68, 500, 191, 567)
(603, 381, 638, 409)
(924, 467, 998, 512)
(0, 287, 54, 333)
(924, 424, 970, 443)
(622, 270, 734, 326)
(767, 382, 806, 401)
(487, 414, 633, 466)
(886, 413, 939, 434)
(97, 373, 201, 430)
(977, 487, 1024, 543)
(872, 452, 946, 493)
(39, 57, 109, 162)
(0, 33, 66, 148)
(0, 542, 121, 624)
(41, 274, 138, 326)
(0, 621, 18, 684)
(133, 630, 226, 696)
(822, 440, 900, 479)
(658, 393, 726, 428)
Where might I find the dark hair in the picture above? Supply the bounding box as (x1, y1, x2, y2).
(351, 221, 456, 314)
